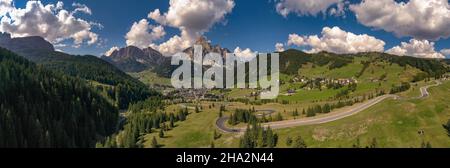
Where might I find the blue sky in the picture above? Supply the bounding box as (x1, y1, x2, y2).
(4, 0, 450, 58)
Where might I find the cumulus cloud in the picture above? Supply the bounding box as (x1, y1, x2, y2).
(286, 26, 385, 54)
(142, 0, 235, 55)
(386, 39, 445, 59)
(125, 19, 166, 49)
(275, 0, 345, 17)
(234, 47, 257, 60)
(148, 0, 234, 41)
(150, 35, 192, 56)
(0, 0, 13, 16)
(275, 43, 285, 52)
(440, 49, 450, 56)
(350, 0, 450, 40)
(0, 1, 99, 46)
(104, 46, 119, 56)
(287, 34, 306, 46)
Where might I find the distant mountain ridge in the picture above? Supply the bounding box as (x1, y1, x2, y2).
(101, 36, 230, 76)
(0, 33, 55, 62)
(101, 45, 171, 73)
(0, 32, 156, 109)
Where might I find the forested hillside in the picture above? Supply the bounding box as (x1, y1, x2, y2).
(0, 34, 157, 109)
(39, 52, 159, 109)
(279, 49, 448, 77)
(0, 48, 118, 148)
(279, 49, 354, 75)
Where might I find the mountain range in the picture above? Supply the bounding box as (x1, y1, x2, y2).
(100, 36, 231, 77)
(101, 46, 170, 73)
(0, 32, 156, 109)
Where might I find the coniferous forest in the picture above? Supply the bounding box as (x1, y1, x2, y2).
(0, 48, 118, 148)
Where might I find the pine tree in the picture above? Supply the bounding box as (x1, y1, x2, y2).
(151, 136, 158, 148)
(444, 119, 450, 137)
(352, 138, 361, 148)
(257, 128, 265, 148)
(276, 113, 283, 121)
(170, 116, 175, 128)
(293, 136, 307, 148)
(195, 105, 200, 113)
(213, 130, 221, 140)
(306, 107, 316, 117)
(159, 129, 165, 138)
(286, 137, 293, 146)
(369, 138, 377, 148)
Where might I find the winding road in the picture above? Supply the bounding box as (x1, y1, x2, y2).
(216, 80, 444, 133)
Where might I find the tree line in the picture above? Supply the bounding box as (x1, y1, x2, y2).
(239, 123, 278, 148)
(0, 48, 118, 148)
(43, 53, 158, 109)
(389, 82, 411, 94)
(96, 98, 189, 148)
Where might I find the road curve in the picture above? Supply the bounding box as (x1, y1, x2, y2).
(216, 81, 443, 133)
(418, 80, 441, 99)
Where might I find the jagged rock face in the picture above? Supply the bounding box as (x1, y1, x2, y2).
(106, 46, 146, 63)
(183, 36, 230, 58)
(143, 47, 168, 65)
(101, 45, 170, 73)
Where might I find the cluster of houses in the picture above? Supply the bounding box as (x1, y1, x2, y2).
(169, 88, 224, 100)
(286, 76, 358, 95)
(291, 76, 358, 85)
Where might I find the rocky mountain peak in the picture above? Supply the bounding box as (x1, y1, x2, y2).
(101, 45, 168, 72)
(184, 36, 230, 58)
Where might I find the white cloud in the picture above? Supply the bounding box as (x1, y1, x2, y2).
(234, 47, 257, 59)
(350, 0, 450, 40)
(125, 19, 166, 49)
(0, 0, 13, 16)
(286, 26, 385, 54)
(287, 34, 305, 46)
(104, 46, 119, 56)
(148, 0, 234, 41)
(440, 49, 450, 56)
(0, 1, 99, 46)
(275, 0, 345, 17)
(72, 2, 92, 15)
(142, 0, 235, 55)
(150, 35, 192, 56)
(386, 39, 445, 59)
(275, 43, 285, 52)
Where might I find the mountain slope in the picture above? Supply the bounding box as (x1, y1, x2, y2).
(0, 33, 157, 109)
(101, 46, 173, 77)
(0, 48, 118, 148)
(278, 49, 448, 78)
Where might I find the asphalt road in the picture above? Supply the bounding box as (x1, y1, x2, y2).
(216, 81, 443, 133)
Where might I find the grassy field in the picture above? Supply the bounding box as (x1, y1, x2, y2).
(142, 102, 239, 148)
(274, 80, 450, 148)
(144, 80, 450, 148)
(135, 55, 448, 148)
(278, 57, 422, 103)
(129, 70, 171, 87)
